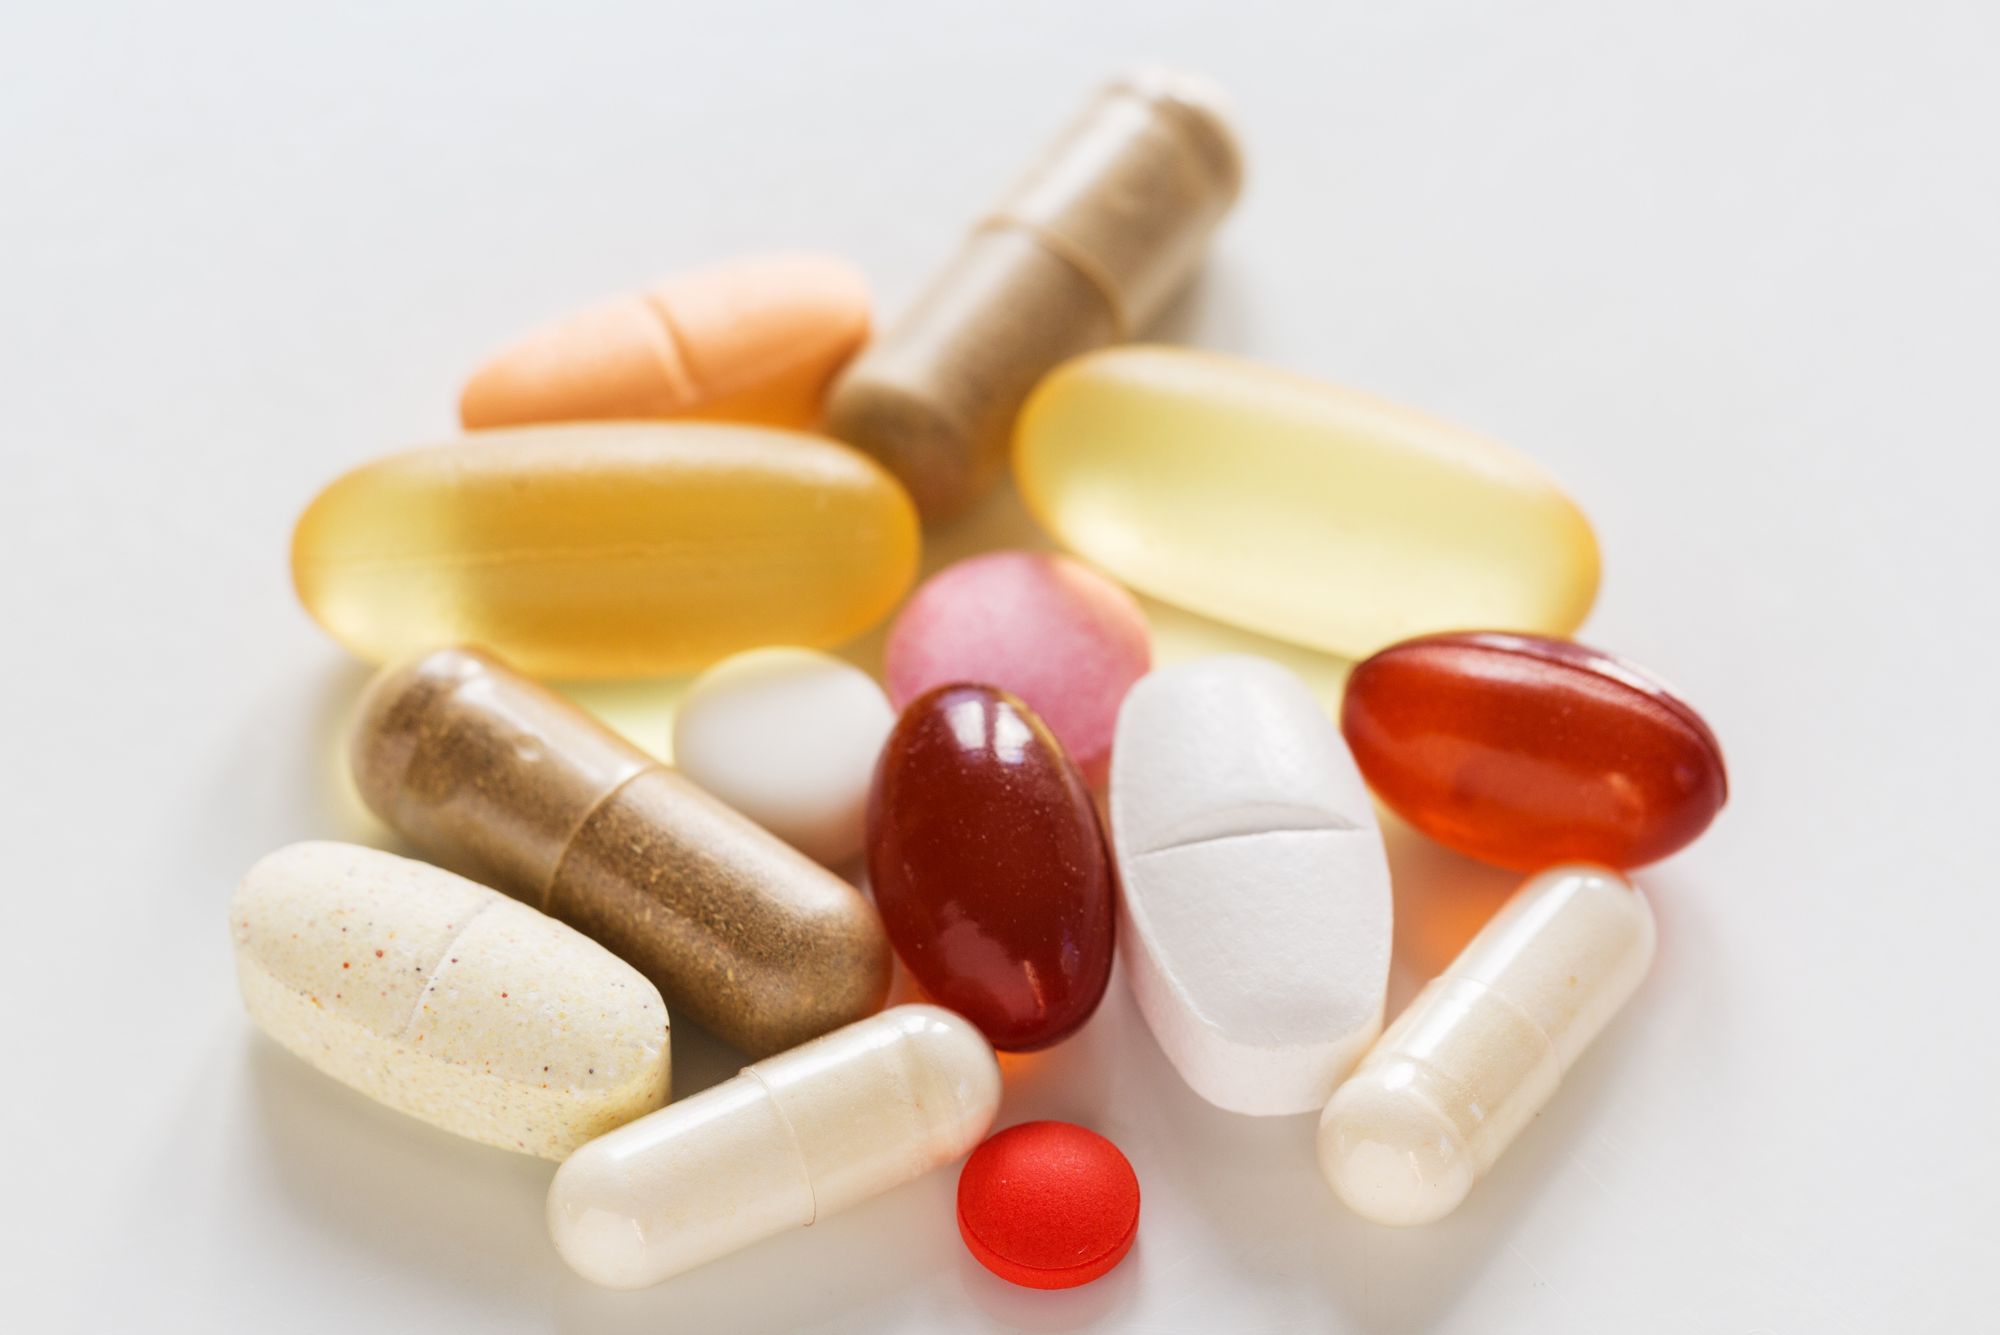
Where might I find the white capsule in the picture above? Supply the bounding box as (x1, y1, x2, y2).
(1110, 654, 1392, 1115)
(1317, 865, 1656, 1226)
(547, 1004, 1000, 1288)
(671, 646, 894, 865)
(231, 841, 671, 1158)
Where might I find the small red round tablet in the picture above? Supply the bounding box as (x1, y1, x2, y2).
(956, 1120, 1140, 1289)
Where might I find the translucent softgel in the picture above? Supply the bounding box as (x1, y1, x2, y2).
(293, 423, 919, 679)
(1013, 347, 1600, 659)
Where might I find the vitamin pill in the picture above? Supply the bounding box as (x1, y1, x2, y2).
(884, 550, 1149, 785)
(957, 1121, 1140, 1290)
(671, 646, 895, 865)
(548, 1004, 1000, 1289)
(292, 422, 919, 679)
(231, 841, 669, 1159)
(1343, 631, 1728, 870)
(1014, 347, 1601, 658)
(351, 646, 890, 1057)
(1110, 655, 1391, 1115)
(867, 684, 1115, 1051)
(459, 252, 871, 431)
(826, 69, 1241, 520)
(1318, 865, 1655, 1226)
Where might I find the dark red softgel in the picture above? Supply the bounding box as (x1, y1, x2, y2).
(866, 683, 1116, 1051)
(957, 1121, 1140, 1290)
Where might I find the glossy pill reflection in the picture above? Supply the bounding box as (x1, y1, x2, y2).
(351, 647, 891, 1057)
(867, 684, 1116, 1051)
(460, 252, 871, 430)
(826, 69, 1240, 519)
(232, 842, 670, 1158)
(549, 1005, 1000, 1289)
(1343, 632, 1728, 870)
(1318, 866, 1655, 1226)
(292, 422, 919, 679)
(1015, 347, 1600, 657)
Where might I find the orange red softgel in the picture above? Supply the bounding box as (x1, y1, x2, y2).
(957, 1121, 1140, 1289)
(1342, 631, 1728, 870)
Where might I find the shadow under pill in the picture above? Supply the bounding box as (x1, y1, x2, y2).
(957, 1233, 1140, 1330)
(1144, 254, 1259, 355)
(657, 1012, 750, 1102)
(242, 1032, 561, 1303)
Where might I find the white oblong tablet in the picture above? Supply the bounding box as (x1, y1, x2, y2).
(671, 646, 895, 864)
(231, 841, 671, 1158)
(1109, 654, 1392, 1115)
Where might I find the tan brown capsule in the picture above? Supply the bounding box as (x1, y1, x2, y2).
(824, 68, 1242, 521)
(350, 646, 891, 1057)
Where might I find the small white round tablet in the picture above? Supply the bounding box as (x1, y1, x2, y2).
(672, 647, 895, 865)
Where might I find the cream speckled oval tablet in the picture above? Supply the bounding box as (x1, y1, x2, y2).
(231, 841, 670, 1158)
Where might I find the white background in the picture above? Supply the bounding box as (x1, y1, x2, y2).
(4, 2, 1997, 1330)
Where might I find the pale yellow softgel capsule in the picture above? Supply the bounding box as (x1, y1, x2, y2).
(291, 423, 920, 679)
(1013, 347, 1600, 658)
(1316, 865, 1655, 1226)
(231, 842, 671, 1159)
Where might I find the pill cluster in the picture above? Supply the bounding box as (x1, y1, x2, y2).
(239, 67, 1727, 1293)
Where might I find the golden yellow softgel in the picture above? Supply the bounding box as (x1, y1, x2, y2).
(1013, 347, 1600, 658)
(291, 423, 920, 678)
(231, 841, 671, 1159)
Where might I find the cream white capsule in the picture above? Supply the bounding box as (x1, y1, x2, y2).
(231, 841, 670, 1159)
(1317, 865, 1655, 1225)
(547, 1004, 1000, 1289)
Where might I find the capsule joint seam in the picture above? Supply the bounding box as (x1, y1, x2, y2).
(746, 1064, 818, 1226)
(972, 214, 1130, 337)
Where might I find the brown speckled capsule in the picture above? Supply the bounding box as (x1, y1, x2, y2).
(350, 647, 891, 1057)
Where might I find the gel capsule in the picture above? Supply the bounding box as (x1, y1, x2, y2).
(826, 70, 1241, 520)
(548, 1004, 1000, 1289)
(292, 422, 919, 679)
(1014, 347, 1600, 657)
(232, 842, 670, 1158)
(1317, 866, 1655, 1226)
(460, 253, 871, 430)
(866, 684, 1115, 1050)
(352, 646, 891, 1057)
(1343, 632, 1727, 870)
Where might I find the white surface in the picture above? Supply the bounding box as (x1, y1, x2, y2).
(4, 2, 1996, 1330)
(1111, 655, 1391, 1115)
